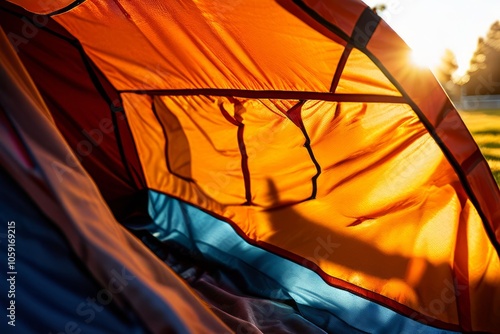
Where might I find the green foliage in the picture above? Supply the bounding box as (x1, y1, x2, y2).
(435, 49, 458, 85)
(462, 22, 500, 95)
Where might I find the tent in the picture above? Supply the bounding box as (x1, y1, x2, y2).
(1, 0, 499, 332)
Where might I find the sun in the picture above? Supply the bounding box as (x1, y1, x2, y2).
(410, 48, 441, 70)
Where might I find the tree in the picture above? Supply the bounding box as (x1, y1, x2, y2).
(434, 49, 459, 100)
(462, 21, 500, 95)
(434, 49, 458, 85)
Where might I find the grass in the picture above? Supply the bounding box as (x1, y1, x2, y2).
(459, 109, 500, 187)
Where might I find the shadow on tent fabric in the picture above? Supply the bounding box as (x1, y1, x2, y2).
(262, 178, 461, 330)
(263, 177, 428, 280)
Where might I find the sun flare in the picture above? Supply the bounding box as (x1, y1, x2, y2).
(410, 48, 441, 70)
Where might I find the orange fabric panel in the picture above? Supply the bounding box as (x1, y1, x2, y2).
(155, 95, 245, 205)
(6, 0, 74, 14)
(252, 183, 465, 323)
(249, 103, 498, 330)
(121, 93, 229, 218)
(154, 97, 192, 180)
(302, 101, 429, 201)
(247, 101, 464, 324)
(366, 18, 500, 245)
(455, 201, 500, 332)
(128, 94, 318, 208)
(336, 48, 400, 95)
(54, 0, 344, 92)
(235, 99, 316, 206)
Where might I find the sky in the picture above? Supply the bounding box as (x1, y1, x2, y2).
(361, 0, 500, 78)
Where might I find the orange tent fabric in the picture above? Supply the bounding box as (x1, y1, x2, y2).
(1, 0, 499, 333)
